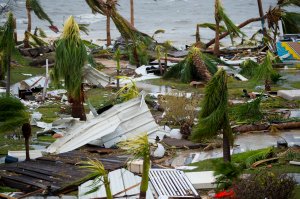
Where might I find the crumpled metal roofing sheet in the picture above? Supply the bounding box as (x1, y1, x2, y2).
(78, 168, 154, 199)
(149, 169, 199, 198)
(83, 65, 111, 87)
(47, 96, 167, 154)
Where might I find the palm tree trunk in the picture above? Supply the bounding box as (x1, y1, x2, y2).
(103, 175, 113, 199)
(214, 20, 220, 56)
(71, 84, 86, 121)
(192, 52, 211, 82)
(106, 14, 112, 46)
(24, 6, 31, 48)
(265, 78, 271, 91)
(139, 154, 150, 199)
(6, 56, 11, 97)
(164, 54, 168, 73)
(22, 123, 31, 161)
(222, 130, 231, 162)
(159, 59, 162, 75)
(0, 63, 4, 81)
(257, 0, 267, 37)
(130, 0, 134, 27)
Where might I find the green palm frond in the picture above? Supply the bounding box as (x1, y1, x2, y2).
(114, 47, 121, 70)
(27, 0, 53, 25)
(25, 31, 48, 47)
(281, 12, 300, 34)
(0, 96, 29, 132)
(155, 45, 164, 60)
(116, 76, 139, 101)
(52, 16, 87, 100)
(240, 59, 260, 78)
(191, 69, 232, 142)
(118, 133, 150, 161)
(252, 51, 276, 83)
(198, 23, 227, 33)
(152, 29, 165, 38)
(78, 24, 90, 35)
(278, 0, 300, 7)
(231, 97, 263, 123)
(245, 147, 274, 167)
(215, 0, 245, 43)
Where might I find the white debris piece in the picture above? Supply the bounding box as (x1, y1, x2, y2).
(221, 57, 257, 65)
(185, 171, 217, 189)
(78, 169, 154, 199)
(8, 150, 43, 162)
(47, 89, 67, 97)
(278, 90, 300, 100)
(153, 143, 165, 158)
(170, 129, 182, 139)
(47, 96, 168, 154)
(20, 76, 47, 90)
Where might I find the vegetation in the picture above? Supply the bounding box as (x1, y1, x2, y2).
(52, 16, 87, 120)
(80, 159, 112, 199)
(234, 171, 296, 199)
(191, 69, 232, 162)
(0, 12, 15, 95)
(118, 134, 151, 199)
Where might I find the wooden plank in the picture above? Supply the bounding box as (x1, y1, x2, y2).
(2, 167, 57, 182)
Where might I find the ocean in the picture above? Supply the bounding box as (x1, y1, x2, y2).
(1, 0, 280, 46)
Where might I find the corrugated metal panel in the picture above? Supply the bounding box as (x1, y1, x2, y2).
(47, 96, 167, 154)
(149, 169, 199, 198)
(78, 168, 154, 199)
(83, 65, 111, 87)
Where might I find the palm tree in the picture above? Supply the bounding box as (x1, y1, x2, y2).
(155, 45, 164, 75)
(0, 12, 15, 96)
(213, 0, 244, 56)
(118, 134, 151, 199)
(191, 69, 232, 162)
(80, 159, 113, 199)
(114, 47, 121, 89)
(24, 0, 53, 48)
(0, 96, 31, 161)
(52, 16, 87, 121)
(163, 40, 172, 71)
(130, 0, 134, 26)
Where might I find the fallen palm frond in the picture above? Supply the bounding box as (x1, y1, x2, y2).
(240, 59, 260, 78)
(25, 31, 48, 47)
(34, 27, 47, 38)
(78, 23, 90, 35)
(245, 147, 274, 168)
(231, 97, 263, 123)
(164, 47, 220, 83)
(281, 12, 300, 34)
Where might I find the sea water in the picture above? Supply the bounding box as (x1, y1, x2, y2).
(0, 0, 283, 46)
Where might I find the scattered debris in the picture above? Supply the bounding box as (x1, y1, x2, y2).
(185, 171, 217, 189)
(278, 90, 300, 101)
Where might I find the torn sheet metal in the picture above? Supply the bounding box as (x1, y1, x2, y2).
(78, 168, 154, 199)
(47, 96, 167, 154)
(20, 76, 47, 90)
(149, 169, 199, 198)
(83, 65, 111, 87)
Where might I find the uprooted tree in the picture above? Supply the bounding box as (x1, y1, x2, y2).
(164, 47, 220, 83)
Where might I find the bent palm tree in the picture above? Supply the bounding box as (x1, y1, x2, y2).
(214, 0, 244, 56)
(24, 0, 53, 47)
(118, 134, 150, 199)
(191, 69, 233, 162)
(52, 16, 87, 120)
(0, 96, 31, 160)
(0, 12, 15, 96)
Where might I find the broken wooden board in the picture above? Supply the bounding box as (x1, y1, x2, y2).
(162, 137, 206, 149)
(251, 157, 279, 168)
(0, 150, 127, 195)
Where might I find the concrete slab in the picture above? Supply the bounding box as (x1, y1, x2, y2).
(185, 171, 216, 189)
(278, 90, 300, 100)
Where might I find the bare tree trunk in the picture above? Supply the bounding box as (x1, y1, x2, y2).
(159, 59, 162, 75)
(223, 130, 231, 162)
(24, 7, 31, 48)
(22, 123, 31, 161)
(130, 0, 134, 27)
(265, 78, 271, 91)
(0, 63, 4, 81)
(164, 54, 168, 74)
(106, 14, 112, 46)
(196, 24, 201, 43)
(6, 56, 11, 97)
